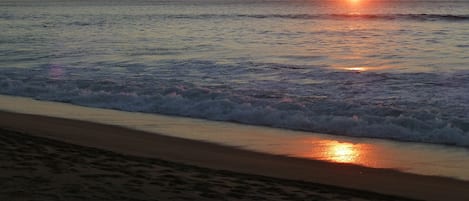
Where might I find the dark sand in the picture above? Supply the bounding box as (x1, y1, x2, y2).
(0, 128, 416, 201)
(1, 111, 469, 201)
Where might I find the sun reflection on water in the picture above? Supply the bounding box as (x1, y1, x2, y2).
(303, 140, 368, 164)
(327, 141, 359, 163)
(344, 67, 367, 72)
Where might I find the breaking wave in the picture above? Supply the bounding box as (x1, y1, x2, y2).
(1, 61, 469, 147)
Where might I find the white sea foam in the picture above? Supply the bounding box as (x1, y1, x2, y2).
(2, 61, 469, 147)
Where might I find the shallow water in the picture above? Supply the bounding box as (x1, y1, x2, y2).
(2, 95, 469, 180)
(1, 0, 469, 146)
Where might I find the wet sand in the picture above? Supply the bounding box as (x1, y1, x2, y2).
(1, 111, 469, 201)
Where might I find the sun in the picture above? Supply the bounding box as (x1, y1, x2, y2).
(348, 0, 361, 4)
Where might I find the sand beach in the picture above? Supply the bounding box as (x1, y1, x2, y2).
(1, 111, 469, 201)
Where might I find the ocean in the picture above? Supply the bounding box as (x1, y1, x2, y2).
(1, 0, 469, 146)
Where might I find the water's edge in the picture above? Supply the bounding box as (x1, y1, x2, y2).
(2, 94, 469, 181)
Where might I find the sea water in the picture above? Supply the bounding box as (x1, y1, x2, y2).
(1, 0, 469, 146)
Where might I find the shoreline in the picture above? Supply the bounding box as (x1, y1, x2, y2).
(2, 94, 469, 181)
(1, 110, 469, 201)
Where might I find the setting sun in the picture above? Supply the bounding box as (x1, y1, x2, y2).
(348, 0, 361, 4)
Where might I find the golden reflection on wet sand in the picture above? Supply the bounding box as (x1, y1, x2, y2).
(297, 139, 375, 165)
(325, 141, 360, 163)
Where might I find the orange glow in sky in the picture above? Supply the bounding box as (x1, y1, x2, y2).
(348, 0, 361, 4)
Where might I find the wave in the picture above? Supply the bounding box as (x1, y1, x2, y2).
(162, 13, 469, 22)
(1, 61, 469, 147)
(3, 13, 469, 23)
